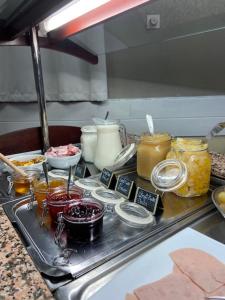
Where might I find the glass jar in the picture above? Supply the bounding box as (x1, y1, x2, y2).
(12, 168, 41, 195)
(137, 133, 171, 180)
(46, 187, 83, 222)
(81, 125, 97, 163)
(34, 178, 67, 212)
(151, 138, 212, 197)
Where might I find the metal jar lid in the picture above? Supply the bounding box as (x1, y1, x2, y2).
(91, 187, 125, 205)
(151, 159, 188, 192)
(115, 202, 154, 227)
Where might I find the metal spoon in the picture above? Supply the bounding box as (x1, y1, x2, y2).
(67, 166, 72, 196)
(42, 161, 49, 186)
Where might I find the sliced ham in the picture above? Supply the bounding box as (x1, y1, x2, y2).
(170, 248, 225, 293)
(46, 144, 79, 157)
(134, 272, 205, 300)
(125, 293, 138, 300)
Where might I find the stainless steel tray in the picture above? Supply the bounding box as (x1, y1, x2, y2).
(3, 190, 213, 281)
(5, 197, 157, 278)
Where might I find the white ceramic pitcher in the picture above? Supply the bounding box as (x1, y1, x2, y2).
(93, 119, 127, 171)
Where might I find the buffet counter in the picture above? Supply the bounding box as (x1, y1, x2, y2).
(0, 205, 53, 300)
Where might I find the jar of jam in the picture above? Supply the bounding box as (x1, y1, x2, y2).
(151, 138, 211, 197)
(46, 187, 83, 222)
(137, 133, 171, 180)
(34, 178, 67, 211)
(54, 198, 104, 244)
(12, 168, 41, 195)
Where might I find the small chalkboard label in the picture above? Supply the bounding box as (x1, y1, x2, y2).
(116, 175, 133, 199)
(74, 164, 86, 179)
(135, 187, 162, 215)
(100, 168, 113, 188)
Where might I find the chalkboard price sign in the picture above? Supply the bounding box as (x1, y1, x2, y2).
(116, 175, 134, 199)
(100, 168, 113, 188)
(74, 164, 87, 179)
(134, 187, 162, 215)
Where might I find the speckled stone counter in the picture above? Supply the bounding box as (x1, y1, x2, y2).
(0, 206, 54, 300)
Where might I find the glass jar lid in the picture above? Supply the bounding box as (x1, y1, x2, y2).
(151, 159, 188, 192)
(112, 143, 136, 170)
(115, 202, 154, 227)
(75, 178, 102, 191)
(48, 169, 69, 180)
(91, 187, 125, 205)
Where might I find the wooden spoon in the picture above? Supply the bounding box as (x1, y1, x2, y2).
(0, 153, 28, 177)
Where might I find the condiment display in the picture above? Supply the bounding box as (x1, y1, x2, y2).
(55, 199, 105, 243)
(93, 118, 127, 171)
(137, 133, 171, 180)
(12, 168, 41, 195)
(34, 178, 67, 211)
(46, 187, 83, 222)
(151, 138, 211, 197)
(80, 125, 97, 162)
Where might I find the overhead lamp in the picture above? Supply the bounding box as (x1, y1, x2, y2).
(43, 0, 111, 32)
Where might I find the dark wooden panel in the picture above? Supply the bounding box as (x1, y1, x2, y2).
(0, 126, 81, 155)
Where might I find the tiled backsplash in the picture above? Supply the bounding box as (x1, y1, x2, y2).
(0, 96, 225, 137)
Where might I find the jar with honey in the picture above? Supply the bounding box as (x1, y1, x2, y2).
(12, 168, 41, 195)
(151, 138, 211, 197)
(137, 133, 171, 180)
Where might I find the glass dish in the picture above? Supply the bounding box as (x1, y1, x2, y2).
(211, 186, 225, 218)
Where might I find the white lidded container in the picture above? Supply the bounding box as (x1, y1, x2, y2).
(93, 118, 127, 171)
(80, 125, 97, 163)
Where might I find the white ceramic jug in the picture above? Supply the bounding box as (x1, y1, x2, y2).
(93, 119, 127, 170)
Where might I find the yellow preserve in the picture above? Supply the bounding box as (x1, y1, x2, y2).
(137, 133, 171, 180)
(166, 138, 211, 197)
(34, 178, 66, 211)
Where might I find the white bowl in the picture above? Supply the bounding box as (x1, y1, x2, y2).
(45, 150, 82, 169)
(6, 154, 46, 172)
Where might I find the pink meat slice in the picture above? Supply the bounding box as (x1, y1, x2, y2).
(170, 248, 225, 293)
(134, 273, 205, 300)
(125, 293, 138, 300)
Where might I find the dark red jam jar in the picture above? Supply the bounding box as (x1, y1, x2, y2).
(55, 199, 104, 243)
(46, 187, 83, 222)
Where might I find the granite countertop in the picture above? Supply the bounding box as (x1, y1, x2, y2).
(0, 206, 54, 300)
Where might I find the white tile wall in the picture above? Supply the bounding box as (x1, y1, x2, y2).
(0, 96, 225, 137)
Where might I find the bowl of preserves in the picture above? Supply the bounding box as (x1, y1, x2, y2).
(55, 198, 104, 243)
(45, 144, 81, 169)
(7, 154, 46, 172)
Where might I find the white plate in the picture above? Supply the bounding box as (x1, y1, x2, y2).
(89, 228, 225, 300)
